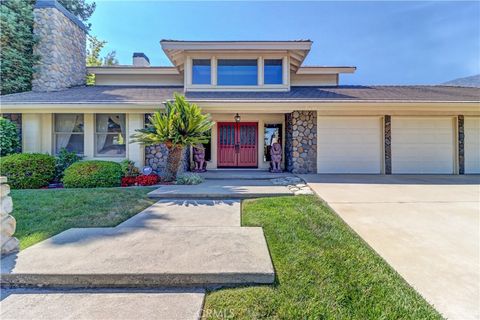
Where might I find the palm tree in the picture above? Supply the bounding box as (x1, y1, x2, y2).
(131, 94, 214, 181)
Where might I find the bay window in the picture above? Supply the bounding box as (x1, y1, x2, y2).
(54, 114, 84, 154)
(95, 114, 126, 157)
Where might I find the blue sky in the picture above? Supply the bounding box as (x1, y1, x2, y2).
(89, 1, 480, 85)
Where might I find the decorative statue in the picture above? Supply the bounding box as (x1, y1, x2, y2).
(269, 142, 282, 173)
(193, 143, 207, 172)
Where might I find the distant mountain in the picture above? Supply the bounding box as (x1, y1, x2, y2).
(441, 74, 480, 88)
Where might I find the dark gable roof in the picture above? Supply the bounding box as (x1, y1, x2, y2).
(1, 85, 479, 104)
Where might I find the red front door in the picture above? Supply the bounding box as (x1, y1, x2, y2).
(218, 122, 258, 167)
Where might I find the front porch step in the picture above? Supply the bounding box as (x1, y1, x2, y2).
(148, 179, 293, 199)
(1, 226, 274, 288)
(198, 169, 294, 180)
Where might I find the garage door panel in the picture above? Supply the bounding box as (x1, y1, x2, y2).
(392, 117, 454, 174)
(395, 132, 453, 143)
(317, 117, 381, 174)
(465, 117, 480, 174)
(318, 135, 379, 144)
(318, 119, 380, 129)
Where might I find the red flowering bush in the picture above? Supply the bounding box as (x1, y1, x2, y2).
(136, 174, 160, 186)
(121, 174, 160, 187)
(121, 176, 137, 187)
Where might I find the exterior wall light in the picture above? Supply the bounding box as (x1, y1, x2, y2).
(234, 113, 241, 123)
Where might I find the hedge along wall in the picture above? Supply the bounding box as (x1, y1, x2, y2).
(1, 114, 22, 152)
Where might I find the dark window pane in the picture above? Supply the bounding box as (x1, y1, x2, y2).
(96, 134, 126, 157)
(192, 59, 211, 85)
(264, 59, 283, 85)
(54, 114, 84, 154)
(55, 114, 84, 132)
(96, 114, 125, 133)
(218, 59, 257, 86)
(55, 134, 84, 154)
(264, 124, 282, 161)
(96, 114, 126, 157)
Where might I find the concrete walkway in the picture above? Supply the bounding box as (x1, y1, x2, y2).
(1, 288, 205, 320)
(1, 199, 275, 319)
(301, 174, 480, 320)
(148, 179, 293, 199)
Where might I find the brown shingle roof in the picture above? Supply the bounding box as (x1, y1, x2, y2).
(1, 85, 479, 104)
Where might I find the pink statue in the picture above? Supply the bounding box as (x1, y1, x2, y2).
(193, 144, 207, 172)
(270, 142, 282, 173)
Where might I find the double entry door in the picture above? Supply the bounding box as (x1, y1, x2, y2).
(217, 122, 258, 167)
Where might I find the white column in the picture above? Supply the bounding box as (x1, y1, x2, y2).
(283, 56, 289, 86)
(83, 113, 95, 159)
(258, 56, 264, 86)
(41, 114, 52, 154)
(258, 118, 266, 168)
(209, 121, 218, 169)
(22, 114, 42, 153)
(185, 56, 192, 90)
(127, 113, 144, 167)
(211, 56, 217, 86)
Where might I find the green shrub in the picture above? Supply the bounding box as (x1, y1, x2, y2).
(63, 160, 123, 188)
(120, 159, 140, 177)
(175, 172, 204, 185)
(55, 148, 82, 182)
(0, 117, 20, 156)
(0, 153, 55, 189)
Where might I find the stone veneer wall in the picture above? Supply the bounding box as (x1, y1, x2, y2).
(458, 115, 465, 174)
(144, 114, 190, 175)
(1, 113, 22, 153)
(285, 111, 317, 173)
(384, 115, 392, 174)
(1, 177, 19, 256)
(33, 0, 87, 92)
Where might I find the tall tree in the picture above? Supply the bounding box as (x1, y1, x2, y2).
(0, 0, 38, 95)
(0, 0, 96, 95)
(86, 36, 118, 85)
(58, 0, 96, 30)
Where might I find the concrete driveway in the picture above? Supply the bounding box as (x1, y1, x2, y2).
(300, 175, 480, 320)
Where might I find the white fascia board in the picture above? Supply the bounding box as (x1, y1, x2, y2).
(296, 67, 357, 74)
(87, 67, 179, 75)
(161, 41, 312, 51)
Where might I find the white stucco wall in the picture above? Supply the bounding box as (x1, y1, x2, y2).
(21, 113, 145, 167)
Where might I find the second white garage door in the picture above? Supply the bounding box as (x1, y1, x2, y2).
(392, 117, 455, 174)
(317, 117, 382, 173)
(465, 117, 480, 174)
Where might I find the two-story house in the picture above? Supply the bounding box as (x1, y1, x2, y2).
(2, 1, 479, 174)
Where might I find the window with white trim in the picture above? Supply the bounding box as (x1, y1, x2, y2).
(54, 114, 84, 155)
(95, 114, 126, 157)
(264, 59, 283, 84)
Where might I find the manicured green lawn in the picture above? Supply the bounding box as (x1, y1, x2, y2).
(11, 187, 156, 249)
(203, 196, 442, 320)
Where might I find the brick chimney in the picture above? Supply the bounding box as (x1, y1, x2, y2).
(133, 52, 150, 67)
(32, 0, 87, 92)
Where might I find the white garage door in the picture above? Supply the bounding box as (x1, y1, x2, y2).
(317, 117, 382, 173)
(465, 117, 480, 174)
(392, 117, 454, 174)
